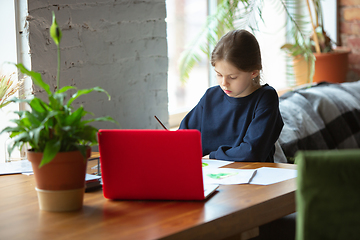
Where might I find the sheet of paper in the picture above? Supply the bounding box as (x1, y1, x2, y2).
(203, 168, 257, 185)
(249, 167, 297, 185)
(85, 173, 101, 181)
(22, 172, 34, 176)
(0, 161, 33, 175)
(202, 159, 233, 168)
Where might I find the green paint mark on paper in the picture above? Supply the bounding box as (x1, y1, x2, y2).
(206, 172, 238, 179)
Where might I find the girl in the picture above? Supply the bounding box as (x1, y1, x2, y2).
(179, 29, 283, 162)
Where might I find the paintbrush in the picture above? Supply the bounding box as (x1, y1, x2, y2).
(154, 115, 168, 130)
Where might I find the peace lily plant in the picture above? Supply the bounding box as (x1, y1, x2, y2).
(1, 12, 116, 167)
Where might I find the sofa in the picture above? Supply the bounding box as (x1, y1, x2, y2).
(274, 80, 360, 163)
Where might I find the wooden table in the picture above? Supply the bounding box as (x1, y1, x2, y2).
(0, 161, 296, 240)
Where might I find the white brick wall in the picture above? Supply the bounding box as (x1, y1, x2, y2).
(27, 0, 168, 130)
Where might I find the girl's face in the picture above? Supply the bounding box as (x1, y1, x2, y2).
(215, 60, 259, 98)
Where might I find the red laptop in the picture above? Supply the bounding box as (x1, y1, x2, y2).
(97, 129, 218, 200)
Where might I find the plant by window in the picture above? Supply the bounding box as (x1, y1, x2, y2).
(179, 0, 332, 84)
(1, 12, 117, 167)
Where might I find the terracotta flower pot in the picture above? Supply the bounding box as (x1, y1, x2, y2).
(27, 148, 91, 212)
(293, 55, 312, 86)
(313, 49, 350, 84)
(293, 48, 350, 86)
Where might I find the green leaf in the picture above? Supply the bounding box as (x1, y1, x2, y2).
(12, 110, 26, 119)
(51, 92, 66, 108)
(29, 126, 45, 148)
(67, 87, 111, 107)
(56, 85, 76, 94)
(41, 111, 60, 125)
(50, 11, 62, 46)
(65, 106, 85, 125)
(0, 101, 12, 109)
(12, 131, 29, 141)
(39, 139, 61, 167)
(76, 145, 89, 160)
(61, 126, 72, 131)
(7, 132, 30, 156)
(15, 63, 51, 95)
(82, 116, 118, 125)
(29, 97, 48, 114)
(23, 111, 42, 128)
(12, 96, 33, 103)
(76, 125, 98, 144)
(0, 126, 21, 135)
(6, 140, 23, 159)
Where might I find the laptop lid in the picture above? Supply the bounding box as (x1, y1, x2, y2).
(98, 129, 214, 200)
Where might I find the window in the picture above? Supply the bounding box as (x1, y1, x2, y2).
(0, 1, 19, 163)
(165, 0, 338, 129)
(0, 0, 30, 163)
(166, 0, 210, 127)
(252, 1, 287, 90)
(165, 0, 288, 128)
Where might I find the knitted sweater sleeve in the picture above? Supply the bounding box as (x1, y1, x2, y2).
(209, 90, 283, 162)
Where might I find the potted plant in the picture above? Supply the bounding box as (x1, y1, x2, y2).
(0, 12, 116, 212)
(178, 0, 349, 86)
(280, 0, 350, 85)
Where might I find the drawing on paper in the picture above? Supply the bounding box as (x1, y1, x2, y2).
(206, 172, 238, 179)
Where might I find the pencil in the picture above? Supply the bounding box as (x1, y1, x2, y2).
(154, 115, 168, 130)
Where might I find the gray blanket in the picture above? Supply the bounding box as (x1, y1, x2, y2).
(277, 81, 360, 162)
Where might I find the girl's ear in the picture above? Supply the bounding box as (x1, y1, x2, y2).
(251, 70, 260, 78)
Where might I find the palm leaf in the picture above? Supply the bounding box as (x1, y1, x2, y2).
(178, 0, 318, 84)
(178, 0, 249, 83)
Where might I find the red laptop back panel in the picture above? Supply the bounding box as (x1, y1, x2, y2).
(98, 129, 205, 200)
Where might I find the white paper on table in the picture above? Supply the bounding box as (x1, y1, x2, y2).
(85, 173, 101, 181)
(203, 168, 257, 185)
(0, 161, 33, 175)
(249, 167, 297, 185)
(22, 172, 34, 176)
(202, 159, 233, 168)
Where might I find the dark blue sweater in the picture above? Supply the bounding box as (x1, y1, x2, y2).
(179, 84, 283, 162)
